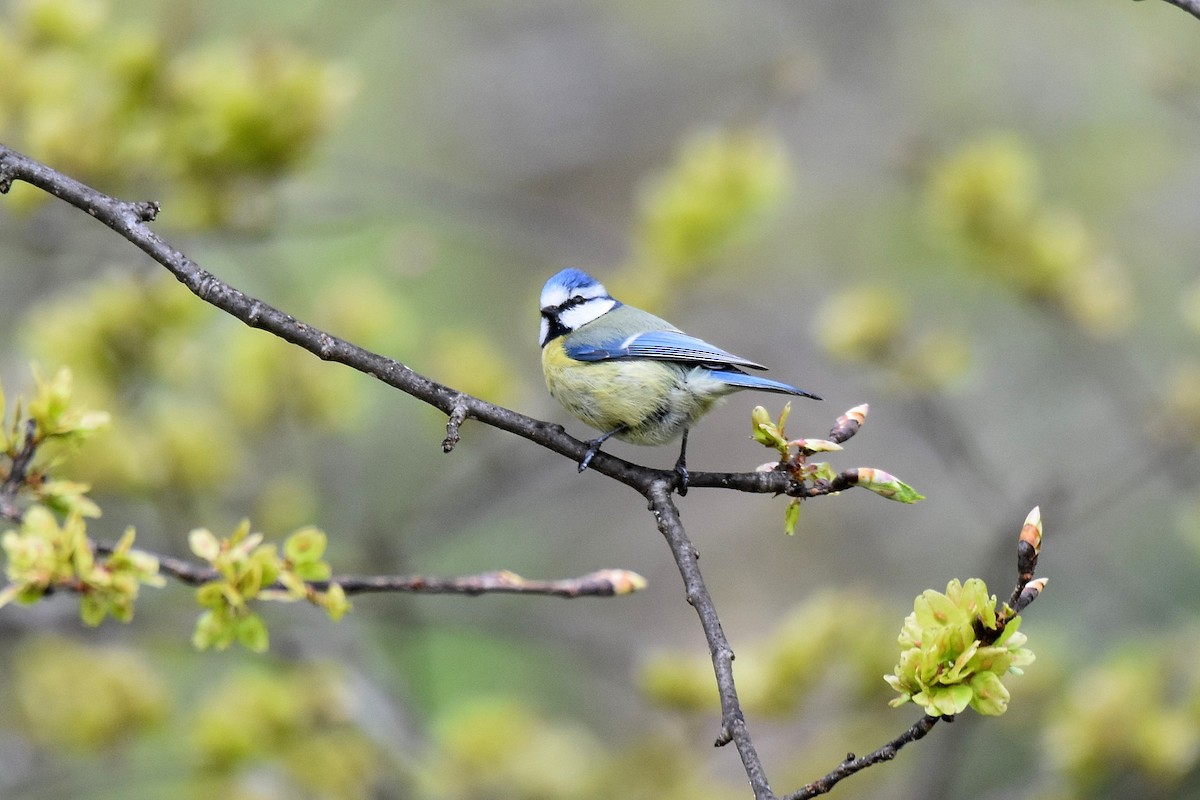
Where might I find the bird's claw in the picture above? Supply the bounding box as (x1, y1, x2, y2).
(673, 460, 689, 496)
(578, 438, 603, 473)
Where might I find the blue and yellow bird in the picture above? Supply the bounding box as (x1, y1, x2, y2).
(539, 268, 820, 491)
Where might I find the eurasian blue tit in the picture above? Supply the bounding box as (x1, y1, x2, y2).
(539, 268, 820, 491)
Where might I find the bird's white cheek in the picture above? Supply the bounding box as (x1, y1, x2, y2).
(560, 297, 615, 330)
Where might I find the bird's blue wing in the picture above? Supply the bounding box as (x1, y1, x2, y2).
(565, 330, 767, 370)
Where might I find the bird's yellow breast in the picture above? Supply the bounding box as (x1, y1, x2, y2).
(541, 338, 723, 445)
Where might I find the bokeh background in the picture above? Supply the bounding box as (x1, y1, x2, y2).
(2, 0, 1200, 797)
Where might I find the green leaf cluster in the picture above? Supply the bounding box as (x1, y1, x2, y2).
(189, 520, 349, 653)
(2, 365, 109, 451)
(1, 366, 164, 624)
(749, 403, 923, 534)
(1, 506, 163, 624)
(885, 578, 1034, 717)
(812, 288, 971, 393)
(2, 367, 109, 516)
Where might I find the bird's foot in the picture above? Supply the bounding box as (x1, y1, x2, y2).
(673, 458, 689, 496)
(577, 426, 625, 474)
(578, 438, 604, 473)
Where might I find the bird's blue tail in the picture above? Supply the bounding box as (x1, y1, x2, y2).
(717, 371, 822, 400)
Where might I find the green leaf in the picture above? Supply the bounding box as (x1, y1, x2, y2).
(188, 528, 221, 562)
(322, 583, 350, 620)
(236, 613, 270, 653)
(283, 526, 327, 564)
(293, 561, 332, 582)
(784, 498, 801, 536)
(80, 595, 108, 627)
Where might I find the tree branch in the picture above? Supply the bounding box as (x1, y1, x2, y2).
(645, 481, 776, 800)
(92, 541, 643, 597)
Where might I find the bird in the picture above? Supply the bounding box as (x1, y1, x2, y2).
(538, 268, 820, 493)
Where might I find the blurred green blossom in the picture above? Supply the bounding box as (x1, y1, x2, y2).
(191, 665, 380, 800)
(418, 697, 744, 799)
(423, 699, 602, 800)
(1161, 361, 1200, 444)
(429, 329, 519, 405)
(219, 329, 365, 432)
(1046, 645, 1200, 793)
(927, 132, 1135, 336)
(815, 288, 908, 364)
(24, 273, 238, 494)
(189, 519, 348, 653)
(13, 635, 169, 751)
(25, 272, 362, 501)
(638, 128, 789, 270)
(616, 127, 790, 310)
(813, 288, 971, 392)
(0, 0, 356, 226)
(885, 578, 1034, 717)
(641, 589, 896, 718)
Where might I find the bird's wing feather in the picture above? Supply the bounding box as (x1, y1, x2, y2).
(565, 330, 767, 370)
(706, 371, 821, 399)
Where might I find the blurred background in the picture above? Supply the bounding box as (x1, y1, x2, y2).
(2, 0, 1200, 797)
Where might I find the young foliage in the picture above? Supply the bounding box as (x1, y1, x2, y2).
(885, 508, 1047, 717)
(750, 402, 924, 534)
(0, 506, 163, 623)
(884, 577, 1034, 716)
(189, 520, 349, 653)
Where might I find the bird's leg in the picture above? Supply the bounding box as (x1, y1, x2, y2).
(673, 429, 690, 496)
(579, 426, 625, 473)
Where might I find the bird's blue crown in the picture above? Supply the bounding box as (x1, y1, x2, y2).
(541, 268, 611, 310)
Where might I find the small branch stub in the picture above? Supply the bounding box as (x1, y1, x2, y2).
(442, 396, 470, 453)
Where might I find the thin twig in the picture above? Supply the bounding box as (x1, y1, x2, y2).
(314, 568, 643, 597)
(787, 715, 941, 799)
(0, 419, 38, 522)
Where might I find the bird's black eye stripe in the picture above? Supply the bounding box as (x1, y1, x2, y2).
(552, 294, 591, 314)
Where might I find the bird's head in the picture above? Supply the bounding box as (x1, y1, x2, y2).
(539, 268, 619, 346)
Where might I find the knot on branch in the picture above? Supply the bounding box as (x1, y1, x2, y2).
(130, 200, 160, 222)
